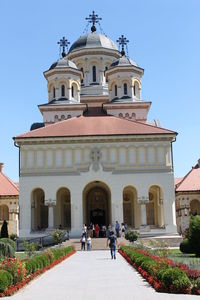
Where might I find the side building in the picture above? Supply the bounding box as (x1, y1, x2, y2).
(175, 159, 200, 234)
(0, 163, 19, 236)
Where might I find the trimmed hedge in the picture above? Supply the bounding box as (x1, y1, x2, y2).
(24, 246, 74, 276)
(119, 245, 194, 294)
(0, 270, 13, 292)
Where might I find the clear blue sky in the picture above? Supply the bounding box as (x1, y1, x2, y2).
(0, 0, 200, 181)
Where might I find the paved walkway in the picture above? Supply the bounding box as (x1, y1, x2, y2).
(4, 251, 198, 300)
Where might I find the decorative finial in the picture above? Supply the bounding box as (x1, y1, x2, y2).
(85, 11, 102, 33)
(116, 35, 129, 56)
(57, 36, 70, 57)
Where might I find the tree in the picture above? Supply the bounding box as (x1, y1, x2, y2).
(0, 220, 8, 238)
(188, 215, 200, 257)
(125, 229, 139, 243)
(180, 215, 200, 256)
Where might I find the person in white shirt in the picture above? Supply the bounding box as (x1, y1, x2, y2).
(87, 235, 92, 251)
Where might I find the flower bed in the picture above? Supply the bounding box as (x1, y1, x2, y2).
(0, 245, 75, 297)
(119, 245, 200, 295)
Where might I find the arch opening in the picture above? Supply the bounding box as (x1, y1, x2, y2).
(55, 188, 71, 229)
(123, 186, 139, 227)
(83, 181, 111, 227)
(147, 185, 164, 227)
(190, 199, 200, 216)
(31, 189, 48, 231)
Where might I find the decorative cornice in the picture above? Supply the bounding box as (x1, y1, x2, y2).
(68, 48, 121, 60)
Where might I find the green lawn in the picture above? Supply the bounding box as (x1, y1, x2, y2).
(168, 249, 200, 270)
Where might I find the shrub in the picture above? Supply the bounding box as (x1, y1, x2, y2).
(0, 258, 26, 284)
(44, 250, 54, 264)
(0, 238, 16, 251)
(52, 229, 66, 244)
(23, 239, 38, 258)
(0, 270, 12, 292)
(193, 277, 200, 291)
(160, 268, 191, 292)
(180, 238, 194, 254)
(188, 216, 200, 257)
(125, 229, 139, 243)
(25, 260, 37, 275)
(0, 241, 15, 258)
(9, 234, 18, 241)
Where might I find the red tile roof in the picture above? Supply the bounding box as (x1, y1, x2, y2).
(14, 115, 176, 139)
(175, 163, 200, 192)
(174, 178, 182, 187)
(0, 172, 19, 197)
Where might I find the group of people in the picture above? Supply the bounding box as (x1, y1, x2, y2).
(80, 221, 128, 258)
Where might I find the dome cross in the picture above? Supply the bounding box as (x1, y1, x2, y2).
(116, 35, 129, 56)
(57, 36, 70, 57)
(86, 11, 102, 32)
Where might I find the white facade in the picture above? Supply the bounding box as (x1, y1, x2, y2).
(14, 14, 177, 237)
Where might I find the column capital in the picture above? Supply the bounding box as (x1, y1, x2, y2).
(138, 196, 149, 204)
(45, 199, 56, 206)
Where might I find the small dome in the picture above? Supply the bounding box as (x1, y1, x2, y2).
(110, 56, 137, 68)
(49, 58, 77, 70)
(69, 32, 118, 53)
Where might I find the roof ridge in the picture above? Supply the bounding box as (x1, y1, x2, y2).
(113, 115, 177, 134)
(175, 168, 194, 189)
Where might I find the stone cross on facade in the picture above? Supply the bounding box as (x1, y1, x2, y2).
(90, 148, 102, 171)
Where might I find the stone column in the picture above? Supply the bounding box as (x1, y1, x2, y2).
(162, 183, 177, 233)
(141, 203, 147, 226)
(99, 70, 104, 85)
(19, 185, 32, 237)
(45, 199, 56, 230)
(110, 186, 123, 228)
(70, 188, 83, 237)
(48, 206, 54, 229)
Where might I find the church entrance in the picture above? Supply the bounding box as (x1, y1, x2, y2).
(83, 182, 111, 226)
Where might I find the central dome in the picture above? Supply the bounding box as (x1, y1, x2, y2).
(69, 32, 119, 53)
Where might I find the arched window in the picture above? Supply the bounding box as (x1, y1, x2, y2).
(115, 85, 117, 96)
(53, 87, 56, 98)
(133, 84, 136, 96)
(71, 86, 74, 98)
(92, 66, 96, 82)
(0, 205, 9, 221)
(61, 115, 65, 120)
(124, 83, 128, 95)
(105, 66, 108, 83)
(125, 113, 129, 118)
(119, 113, 123, 118)
(55, 115, 59, 122)
(61, 85, 65, 97)
(81, 67, 84, 84)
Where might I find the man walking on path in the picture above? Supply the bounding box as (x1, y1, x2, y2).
(107, 230, 118, 259)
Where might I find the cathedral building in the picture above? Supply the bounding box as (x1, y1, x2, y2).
(14, 12, 177, 237)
